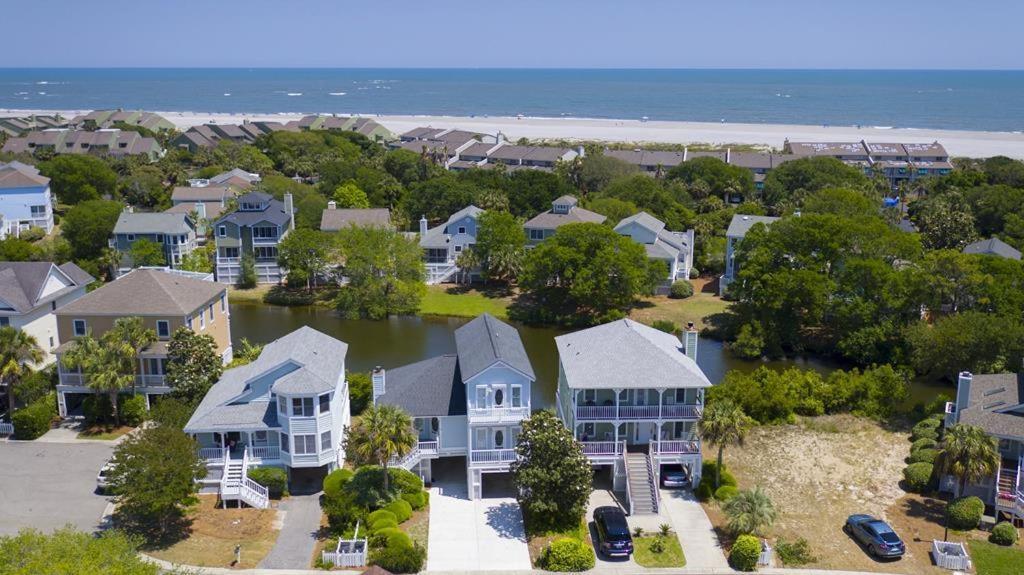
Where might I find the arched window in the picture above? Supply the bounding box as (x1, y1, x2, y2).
(494, 430, 504, 448)
(494, 388, 504, 406)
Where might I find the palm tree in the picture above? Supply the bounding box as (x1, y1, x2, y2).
(107, 317, 156, 396)
(62, 333, 133, 426)
(344, 404, 417, 493)
(0, 327, 43, 420)
(100, 247, 122, 281)
(723, 486, 778, 536)
(937, 423, 1000, 497)
(699, 399, 754, 488)
(236, 338, 264, 363)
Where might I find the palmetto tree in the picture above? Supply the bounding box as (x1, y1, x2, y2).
(107, 317, 156, 396)
(699, 399, 754, 488)
(0, 327, 43, 419)
(236, 338, 264, 364)
(344, 404, 416, 493)
(100, 247, 122, 281)
(937, 423, 1000, 497)
(723, 486, 778, 536)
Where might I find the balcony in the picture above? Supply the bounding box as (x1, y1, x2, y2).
(469, 448, 517, 466)
(468, 406, 530, 424)
(580, 441, 623, 462)
(575, 403, 701, 421)
(651, 439, 702, 456)
(58, 373, 166, 388)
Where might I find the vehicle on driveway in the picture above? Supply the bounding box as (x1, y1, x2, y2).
(660, 464, 690, 488)
(593, 506, 633, 558)
(844, 514, 905, 559)
(96, 462, 114, 493)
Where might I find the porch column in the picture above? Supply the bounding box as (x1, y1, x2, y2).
(614, 388, 621, 421)
(246, 431, 252, 452)
(657, 388, 665, 419)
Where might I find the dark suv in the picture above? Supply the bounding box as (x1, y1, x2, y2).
(593, 506, 633, 558)
(844, 514, 905, 559)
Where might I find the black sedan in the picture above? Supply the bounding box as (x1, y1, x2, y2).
(844, 514, 905, 559)
(593, 506, 633, 558)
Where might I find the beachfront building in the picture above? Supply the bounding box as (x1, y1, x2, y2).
(523, 195, 606, 246)
(320, 204, 392, 232)
(485, 144, 579, 171)
(110, 211, 199, 272)
(614, 212, 695, 291)
(419, 205, 484, 284)
(68, 110, 174, 132)
(784, 140, 953, 187)
(555, 319, 709, 515)
(721, 214, 780, 295)
(963, 237, 1022, 261)
(0, 114, 67, 137)
(1, 129, 164, 161)
(0, 161, 55, 237)
(172, 122, 291, 152)
(213, 192, 295, 285)
(54, 268, 232, 417)
(0, 262, 93, 367)
(944, 371, 1024, 525)
(295, 115, 393, 141)
(373, 313, 534, 500)
(184, 326, 351, 505)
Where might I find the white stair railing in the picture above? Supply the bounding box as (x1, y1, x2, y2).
(623, 445, 633, 516)
(645, 453, 660, 514)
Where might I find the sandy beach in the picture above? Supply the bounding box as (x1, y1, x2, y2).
(5, 108, 1024, 158)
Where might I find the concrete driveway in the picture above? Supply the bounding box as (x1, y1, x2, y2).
(0, 441, 115, 536)
(660, 487, 730, 570)
(426, 457, 531, 572)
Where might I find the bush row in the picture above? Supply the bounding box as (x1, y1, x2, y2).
(12, 392, 57, 440)
(248, 467, 288, 498)
(538, 537, 595, 572)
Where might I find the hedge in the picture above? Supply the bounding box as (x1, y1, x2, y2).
(370, 540, 424, 574)
(910, 428, 939, 442)
(367, 509, 397, 526)
(910, 438, 937, 453)
(384, 499, 412, 523)
(12, 393, 55, 440)
(120, 395, 147, 427)
(730, 534, 761, 571)
(83, 394, 113, 426)
(947, 496, 984, 531)
(715, 485, 739, 501)
(902, 462, 935, 493)
(539, 538, 595, 572)
(989, 522, 1018, 546)
(402, 490, 427, 510)
(323, 468, 353, 499)
(248, 467, 288, 498)
(371, 527, 410, 549)
(668, 280, 694, 299)
(908, 448, 938, 465)
(369, 517, 398, 533)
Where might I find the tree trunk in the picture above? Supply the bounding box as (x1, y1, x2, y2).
(110, 390, 120, 426)
(382, 459, 390, 493)
(716, 444, 724, 489)
(5, 378, 14, 419)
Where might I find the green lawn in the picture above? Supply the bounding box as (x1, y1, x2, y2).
(633, 535, 686, 568)
(969, 540, 1024, 575)
(419, 286, 511, 319)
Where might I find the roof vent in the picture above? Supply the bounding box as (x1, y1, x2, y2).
(983, 387, 1006, 397)
(983, 401, 1006, 410)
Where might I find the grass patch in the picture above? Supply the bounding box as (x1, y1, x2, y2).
(227, 285, 273, 305)
(77, 425, 133, 440)
(969, 540, 1024, 575)
(147, 495, 279, 569)
(633, 535, 686, 568)
(419, 285, 512, 319)
(630, 279, 730, 331)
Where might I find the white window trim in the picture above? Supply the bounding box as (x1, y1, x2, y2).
(218, 225, 227, 238)
(73, 319, 86, 336)
(156, 320, 170, 339)
(511, 384, 523, 408)
(199, 312, 205, 330)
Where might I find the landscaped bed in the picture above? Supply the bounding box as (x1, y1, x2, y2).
(633, 534, 686, 568)
(525, 520, 592, 567)
(146, 495, 280, 569)
(76, 425, 133, 441)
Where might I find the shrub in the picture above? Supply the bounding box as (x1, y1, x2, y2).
(729, 534, 761, 571)
(908, 448, 938, 465)
(247, 467, 288, 498)
(989, 522, 1018, 546)
(12, 394, 55, 440)
(120, 394, 147, 427)
(83, 394, 113, 426)
(370, 527, 410, 549)
(539, 538, 595, 572)
(776, 537, 815, 566)
(668, 280, 694, 299)
(323, 468, 353, 499)
(910, 438, 937, 453)
(651, 319, 678, 334)
(390, 467, 424, 495)
(902, 462, 935, 493)
(370, 540, 425, 574)
(912, 418, 941, 435)
(19, 226, 46, 242)
(947, 496, 984, 531)
(384, 499, 413, 523)
(715, 485, 739, 501)
(367, 509, 397, 527)
(264, 286, 317, 306)
(369, 517, 398, 532)
(910, 427, 939, 442)
(695, 480, 714, 501)
(401, 490, 427, 510)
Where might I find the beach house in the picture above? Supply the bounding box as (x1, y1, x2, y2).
(555, 319, 710, 515)
(68, 110, 174, 132)
(184, 326, 351, 505)
(419, 205, 484, 284)
(320, 204, 392, 232)
(963, 237, 1022, 261)
(522, 195, 606, 246)
(0, 161, 54, 237)
(944, 371, 1024, 525)
(110, 211, 199, 272)
(54, 268, 231, 417)
(372, 313, 535, 500)
(0, 261, 93, 367)
(213, 192, 294, 284)
(614, 212, 695, 291)
(171, 122, 291, 152)
(721, 214, 780, 295)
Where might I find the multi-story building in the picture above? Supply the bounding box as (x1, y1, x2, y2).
(0, 261, 93, 367)
(1, 129, 164, 161)
(555, 319, 709, 515)
(0, 114, 67, 137)
(0, 161, 54, 237)
(522, 195, 605, 246)
(784, 140, 953, 187)
(171, 121, 291, 152)
(213, 192, 294, 284)
(963, 237, 1022, 261)
(185, 326, 350, 506)
(373, 313, 535, 499)
(614, 212, 695, 290)
(721, 214, 780, 295)
(320, 204, 392, 232)
(54, 268, 232, 417)
(418, 205, 484, 284)
(68, 110, 174, 132)
(110, 211, 199, 271)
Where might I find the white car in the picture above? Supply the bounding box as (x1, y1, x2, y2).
(96, 462, 114, 493)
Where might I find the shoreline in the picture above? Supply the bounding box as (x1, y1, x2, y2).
(4, 107, 1024, 158)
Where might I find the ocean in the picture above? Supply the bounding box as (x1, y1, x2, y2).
(1, 68, 1023, 132)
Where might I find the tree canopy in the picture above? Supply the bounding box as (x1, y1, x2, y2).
(61, 199, 123, 261)
(40, 155, 118, 205)
(166, 327, 224, 408)
(334, 226, 425, 319)
(473, 211, 526, 282)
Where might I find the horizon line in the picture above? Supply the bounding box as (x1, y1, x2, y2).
(1, 66, 1023, 72)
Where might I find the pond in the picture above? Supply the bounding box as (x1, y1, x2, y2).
(229, 303, 951, 410)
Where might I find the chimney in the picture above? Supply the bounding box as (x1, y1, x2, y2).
(284, 193, 295, 230)
(327, 200, 337, 210)
(419, 215, 428, 235)
(682, 322, 698, 359)
(371, 367, 386, 403)
(953, 371, 972, 424)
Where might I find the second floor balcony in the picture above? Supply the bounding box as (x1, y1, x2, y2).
(467, 405, 531, 424)
(468, 447, 517, 466)
(575, 403, 702, 421)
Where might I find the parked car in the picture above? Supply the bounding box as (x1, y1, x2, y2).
(844, 514, 905, 559)
(593, 506, 633, 558)
(661, 464, 690, 488)
(96, 462, 114, 493)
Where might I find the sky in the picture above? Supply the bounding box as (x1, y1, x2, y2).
(2, 0, 1021, 69)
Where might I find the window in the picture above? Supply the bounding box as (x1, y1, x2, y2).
(457, 226, 466, 235)
(254, 246, 277, 259)
(208, 304, 214, 321)
(221, 295, 227, 313)
(51, 301, 56, 311)
(294, 434, 317, 455)
(199, 312, 205, 330)
(281, 433, 289, 453)
(583, 423, 595, 437)
(454, 244, 463, 254)
(252, 226, 277, 239)
(127, 234, 135, 241)
(476, 387, 487, 409)
(278, 396, 286, 415)
(156, 234, 164, 243)
(320, 430, 332, 452)
(218, 226, 227, 238)
(529, 229, 544, 241)
(292, 397, 314, 417)
(319, 393, 331, 414)
(223, 247, 239, 258)
(0, 317, 8, 327)
(156, 320, 170, 338)
(49, 336, 54, 348)
(30, 205, 46, 217)
(494, 430, 504, 448)
(254, 430, 267, 444)
(147, 358, 165, 375)
(511, 386, 522, 408)
(186, 316, 193, 330)
(73, 319, 86, 336)
(493, 388, 504, 407)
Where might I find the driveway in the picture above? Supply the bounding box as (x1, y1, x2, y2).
(257, 493, 321, 569)
(660, 487, 730, 570)
(426, 457, 531, 571)
(0, 441, 114, 536)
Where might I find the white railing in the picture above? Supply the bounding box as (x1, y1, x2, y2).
(645, 452, 660, 514)
(469, 448, 517, 465)
(660, 404, 702, 419)
(136, 374, 166, 386)
(652, 440, 702, 455)
(240, 475, 269, 509)
(623, 449, 633, 516)
(418, 440, 439, 454)
(198, 447, 225, 462)
(322, 522, 367, 568)
(618, 405, 661, 419)
(248, 445, 281, 461)
(758, 540, 773, 567)
(425, 263, 458, 285)
(576, 403, 702, 420)
(0, 422, 13, 436)
(57, 373, 165, 387)
(468, 406, 530, 423)
(580, 441, 622, 456)
(576, 405, 616, 420)
(391, 445, 423, 471)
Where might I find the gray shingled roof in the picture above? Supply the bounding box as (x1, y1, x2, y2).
(615, 211, 666, 234)
(216, 193, 292, 227)
(374, 355, 466, 417)
(957, 373, 1024, 438)
(0, 262, 93, 313)
(726, 214, 780, 238)
(57, 268, 223, 316)
(113, 212, 193, 235)
(555, 319, 710, 390)
(523, 206, 606, 230)
(320, 208, 391, 231)
(454, 314, 535, 382)
(419, 206, 484, 249)
(963, 237, 1022, 261)
(171, 185, 234, 203)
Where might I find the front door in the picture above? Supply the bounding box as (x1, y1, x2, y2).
(474, 428, 489, 450)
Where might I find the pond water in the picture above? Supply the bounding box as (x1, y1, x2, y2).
(229, 303, 951, 410)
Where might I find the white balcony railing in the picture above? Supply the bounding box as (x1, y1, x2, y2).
(468, 406, 530, 423)
(417, 440, 439, 454)
(660, 404, 703, 418)
(580, 441, 622, 457)
(469, 448, 517, 465)
(617, 405, 661, 419)
(652, 440, 701, 455)
(197, 447, 225, 462)
(575, 403, 702, 421)
(249, 445, 281, 461)
(58, 373, 165, 388)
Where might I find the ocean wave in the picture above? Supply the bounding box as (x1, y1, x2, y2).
(329, 92, 346, 96)
(287, 92, 302, 96)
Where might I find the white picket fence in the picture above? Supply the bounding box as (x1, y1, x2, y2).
(0, 422, 14, 437)
(321, 522, 367, 568)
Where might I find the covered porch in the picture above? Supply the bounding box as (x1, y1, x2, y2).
(576, 421, 701, 460)
(572, 387, 703, 421)
(192, 429, 283, 464)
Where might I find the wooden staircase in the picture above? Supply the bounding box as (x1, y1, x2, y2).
(625, 452, 658, 515)
(219, 448, 269, 509)
(995, 458, 1023, 525)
